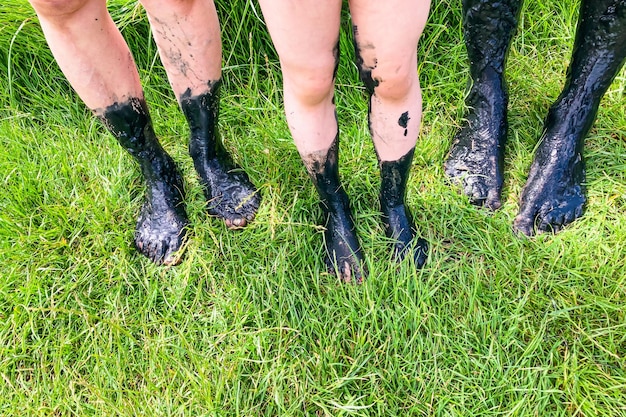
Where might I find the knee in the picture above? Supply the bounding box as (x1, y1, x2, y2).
(283, 64, 336, 107)
(369, 63, 417, 101)
(29, 0, 92, 19)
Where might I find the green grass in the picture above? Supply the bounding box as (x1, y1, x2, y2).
(1, 0, 626, 415)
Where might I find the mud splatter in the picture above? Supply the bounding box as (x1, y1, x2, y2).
(398, 111, 410, 136)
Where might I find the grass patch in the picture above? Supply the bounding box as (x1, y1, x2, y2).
(1, 0, 626, 415)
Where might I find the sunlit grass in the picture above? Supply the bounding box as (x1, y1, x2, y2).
(1, 0, 625, 415)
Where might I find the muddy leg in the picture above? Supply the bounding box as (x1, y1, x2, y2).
(445, 0, 522, 210)
(379, 148, 428, 268)
(303, 135, 365, 282)
(514, 0, 626, 235)
(140, 0, 260, 228)
(349, 0, 430, 268)
(99, 98, 189, 265)
(180, 81, 260, 228)
(257, 0, 365, 280)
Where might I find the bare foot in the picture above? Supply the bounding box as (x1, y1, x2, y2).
(181, 85, 261, 229)
(445, 75, 507, 210)
(196, 156, 261, 229)
(513, 0, 626, 235)
(514, 128, 586, 236)
(134, 156, 189, 265)
(321, 195, 365, 283)
(382, 203, 428, 268)
(98, 97, 189, 265)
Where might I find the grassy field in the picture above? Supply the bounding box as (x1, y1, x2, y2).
(1, 0, 626, 415)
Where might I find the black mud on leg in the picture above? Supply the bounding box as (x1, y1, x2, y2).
(514, 0, 626, 236)
(380, 148, 428, 268)
(180, 81, 260, 228)
(352, 25, 380, 96)
(444, 0, 523, 210)
(353, 24, 381, 140)
(99, 97, 189, 265)
(302, 135, 365, 283)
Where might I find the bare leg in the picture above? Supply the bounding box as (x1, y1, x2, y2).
(141, 0, 260, 228)
(29, 0, 188, 265)
(514, 0, 626, 235)
(444, 0, 523, 210)
(258, 0, 365, 282)
(350, 0, 430, 267)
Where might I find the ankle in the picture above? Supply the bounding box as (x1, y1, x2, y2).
(319, 187, 351, 214)
(181, 82, 222, 162)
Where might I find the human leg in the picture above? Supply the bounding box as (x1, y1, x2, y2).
(258, 0, 364, 281)
(514, 0, 626, 235)
(349, 0, 430, 267)
(140, 0, 260, 228)
(29, 0, 188, 264)
(444, 0, 523, 210)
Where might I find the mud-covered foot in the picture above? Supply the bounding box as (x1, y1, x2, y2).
(197, 156, 260, 229)
(181, 83, 261, 229)
(322, 199, 366, 283)
(514, 130, 586, 236)
(445, 74, 507, 210)
(382, 203, 428, 268)
(134, 165, 189, 265)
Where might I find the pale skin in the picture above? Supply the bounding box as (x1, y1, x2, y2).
(29, 0, 222, 111)
(259, 0, 430, 280)
(29, 0, 259, 264)
(258, 0, 428, 161)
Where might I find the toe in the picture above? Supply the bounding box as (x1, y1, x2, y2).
(145, 240, 160, 264)
(513, 214, 536, 237)
(538, 210, 562, 233)
(162, 249, 183, 266)
(464, 177, 489, 207)
(162, 236, 185, 266)
(555, 212, 566, 228)
(485, 188, 502, 211)
(563, 209, 576, 226)
(227, 217, 246, 229)
(340, 261, 352, 283)
(575, 205, 584, 219)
